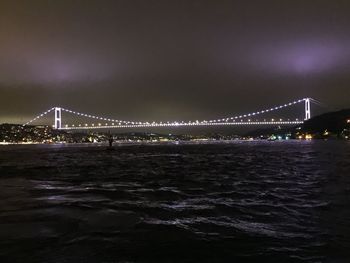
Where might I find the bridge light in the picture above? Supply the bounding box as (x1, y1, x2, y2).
(305, 134, 312, 140)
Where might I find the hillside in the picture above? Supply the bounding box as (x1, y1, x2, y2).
(245, 109, 350, 139)
(301, 109, 350, 134)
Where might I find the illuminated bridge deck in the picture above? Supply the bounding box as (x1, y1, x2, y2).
(59, 121, 304, 130)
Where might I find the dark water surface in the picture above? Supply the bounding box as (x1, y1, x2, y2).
(0, 141, 350, 262)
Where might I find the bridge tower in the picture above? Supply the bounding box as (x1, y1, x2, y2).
(305, 98, 311, 120)
(54, 107, 62, 129)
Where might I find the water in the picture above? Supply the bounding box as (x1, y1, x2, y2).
(0, 141, 349, 262)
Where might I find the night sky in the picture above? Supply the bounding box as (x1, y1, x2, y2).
(1, 0, 350, 124)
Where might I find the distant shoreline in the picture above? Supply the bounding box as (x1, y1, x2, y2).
(1, 139, 346, 147)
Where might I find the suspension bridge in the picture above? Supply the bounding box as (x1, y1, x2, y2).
(23, 98, 314, 130)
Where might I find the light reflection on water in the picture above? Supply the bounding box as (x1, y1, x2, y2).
(0, 141, 349, 262)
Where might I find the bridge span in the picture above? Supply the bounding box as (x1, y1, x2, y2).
(23, 98, 313, 130)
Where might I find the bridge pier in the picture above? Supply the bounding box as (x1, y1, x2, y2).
(305, 98, 311, 120)
(54, 107, 62, 129)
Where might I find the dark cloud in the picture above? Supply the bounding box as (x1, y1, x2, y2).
(1, 0, 350, 124)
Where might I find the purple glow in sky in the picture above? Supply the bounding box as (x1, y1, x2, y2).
(262, 42, 347, 75)
(231, 40, 350, 76)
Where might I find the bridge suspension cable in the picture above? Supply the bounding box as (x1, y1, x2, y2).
(60, 107, 146, 126)
(23, 107, 55, 126)
(206, 98, 310, 123)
